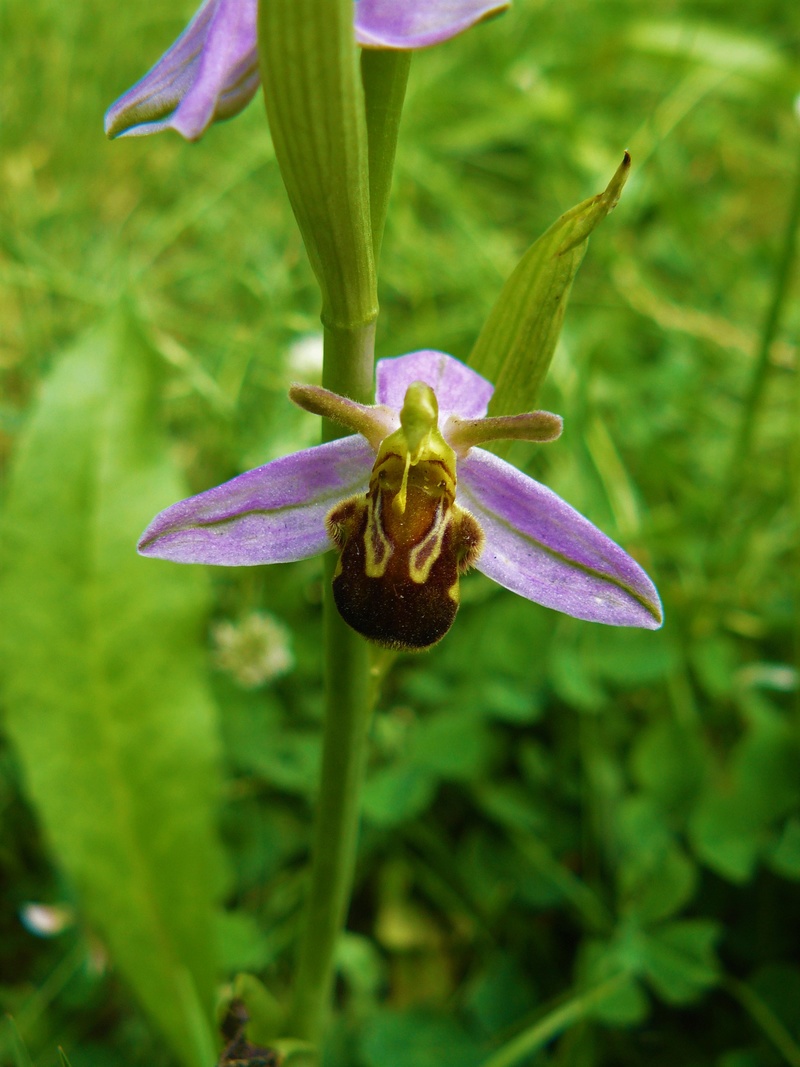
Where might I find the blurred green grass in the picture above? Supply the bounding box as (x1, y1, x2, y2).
(2, 0, 800, 1064)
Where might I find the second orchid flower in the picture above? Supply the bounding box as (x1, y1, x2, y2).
(105, 0, 510, 141)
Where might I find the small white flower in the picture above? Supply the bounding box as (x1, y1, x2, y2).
(212, 611, 294, 687)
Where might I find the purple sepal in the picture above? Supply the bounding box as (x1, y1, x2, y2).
(376, 351, 493, 421)
(355, 0, 510, 49)
(457, 449, 663, 628)
(138, 435, 373, 566)
(104, 0, 259, 141)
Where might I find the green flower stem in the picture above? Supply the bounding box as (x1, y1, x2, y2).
(361, 49, 412, 266)
(320, 322, 378, 413)
(261, 0, 411, 1049)
(286, 322, 376, 1048)
(477, 973, 629, 1067)
(286, 575, 372, 1046)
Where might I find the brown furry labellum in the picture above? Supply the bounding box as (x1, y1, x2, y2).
(327, 450, 483, 651)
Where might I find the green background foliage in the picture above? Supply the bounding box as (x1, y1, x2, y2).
(1, 0, 799, 1064)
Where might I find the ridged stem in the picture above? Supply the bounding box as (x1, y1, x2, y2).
(285, 323, 376, 1048)
(259, 0, 412, 1051)
(258, 0, 377, 328)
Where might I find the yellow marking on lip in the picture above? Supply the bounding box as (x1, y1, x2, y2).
(409, 500, 451, 584)
(364, 490, 393, 578)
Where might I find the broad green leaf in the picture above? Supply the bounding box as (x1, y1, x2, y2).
(469, 155, 630, 417)
(0, 314, 224, 1067)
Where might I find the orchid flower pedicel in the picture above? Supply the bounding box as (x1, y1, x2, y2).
(139, 352, 662, 649)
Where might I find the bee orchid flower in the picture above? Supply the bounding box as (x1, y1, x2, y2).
(105, 0, 510, 141)
(139, 352, 663, 650)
